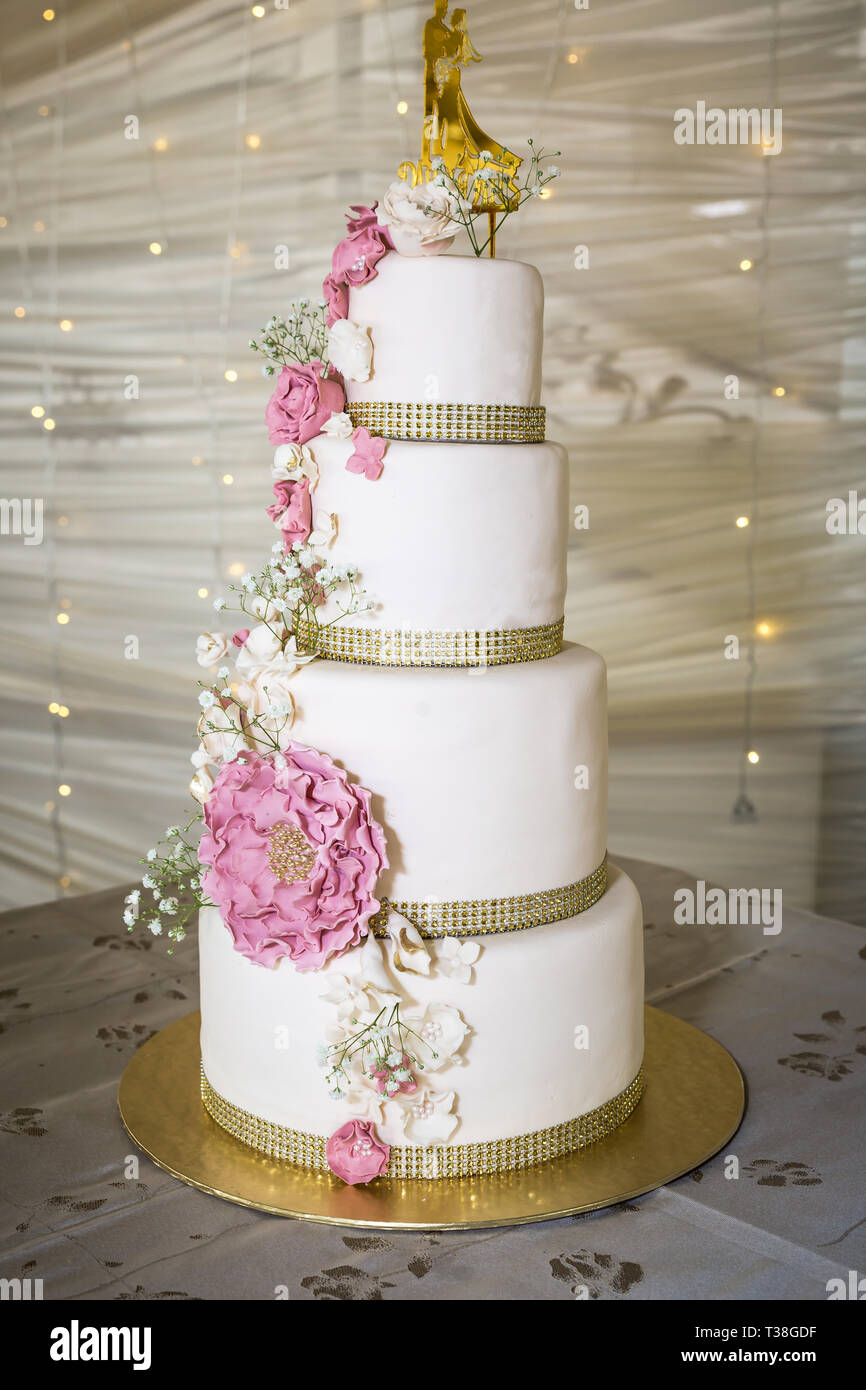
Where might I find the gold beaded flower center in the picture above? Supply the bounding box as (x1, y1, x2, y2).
(267, 822, 316, 884)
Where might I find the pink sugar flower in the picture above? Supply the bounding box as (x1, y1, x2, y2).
(330, 203, 393, 291)
(326, 1119, 390, 1186)
(266, 476, 312, 550)
(322, 272, 350, 329)
(370, 1052, 418, 1098)
(198, 747, 389, 971)
(265, 360, 345, 447)
(345, 426, 387, 481)
(231, 629, 250, 648)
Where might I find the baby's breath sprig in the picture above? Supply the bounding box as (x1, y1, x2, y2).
(214, 542, 372, 653)
(432, 141, 562, 257)
(322, 1003, 433, 1100)
(125, 814, 211, 953)
(249, 299, 329, 376)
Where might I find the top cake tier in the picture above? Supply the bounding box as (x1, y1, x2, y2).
(346, 254, 543, 408)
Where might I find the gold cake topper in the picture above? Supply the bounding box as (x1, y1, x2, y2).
(399, 2, 523, 254)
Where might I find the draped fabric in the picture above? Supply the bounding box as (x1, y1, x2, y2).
(0, 0, 863, 917)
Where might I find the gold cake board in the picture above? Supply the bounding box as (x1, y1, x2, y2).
(118, 1007, 744, 1230)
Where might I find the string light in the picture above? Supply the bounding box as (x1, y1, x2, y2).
(34, 220, 46, 232)
(43, 417, 56, 430)
(39, 105, 52, 117)
(739, 258, 753, 272)
(149, 241, 163, 255)
(251, 4, 266, 14)
(221, 473, 234, 485)
(224, 368, 238, 382)
(756, 620, 773, 637)
(396, 100, 408, 115)
(746, 751, 760, 765)
(59, 318, 73, 331)
(567, 52, 579, 64)
(14, 306, 26, 318)
(772, 385, 786, 397)
(43, 8, 55, 19)
(153, 137, 168, 152)
(245, 133, 261, 150)
(191, 455, 204, 466)
(56, 611, 69, 624)
(735, 515, 750, 528)
(0, 216, 7, 227)
(197, 587, 209, 598)
(58, 705, 69, 717)
(48, 701, 60, 714)
(58, 784, 71, 797)
(31, 405, 45, 418)
(227, 561, 245, 576)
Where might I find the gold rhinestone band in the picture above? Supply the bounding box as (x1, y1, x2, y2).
(300, 617, 564, 668)
(201, 1066, 644, 1179)
(369, 855, 608, 939)
(346, 401, 546, 443)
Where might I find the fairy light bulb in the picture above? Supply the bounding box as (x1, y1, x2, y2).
(739, 258, 753, 272)
(735, 515, 749, 528)
(747, 750, 760, 765)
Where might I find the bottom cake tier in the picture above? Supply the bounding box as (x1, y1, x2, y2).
(198, 864, 645, 1180)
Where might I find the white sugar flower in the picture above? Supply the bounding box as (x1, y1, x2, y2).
(189, 765, 216, 805)
(402, 1089, 458, 1145)
(308, 509, 337, 549)
(321, 411, 354, 440)
(326, 319, 373, 382)
(404, 1002, 468, 1072)
(196, 632, 231, 668)
(377, 179, 461, 258)
(386, 911, 431, 976)
(272, 442, 318, 485)
(198, 689, 216, 709)
(434, 937, 481, 984)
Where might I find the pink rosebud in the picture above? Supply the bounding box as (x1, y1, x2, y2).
(326, 1119, 390, 1186)
(346, 426, 387, 481)
(231, 629, 250, 648)
(265, 360, 345, 447)
(322, 272, 349, 328)
(330, 203, 393, 290)
(266, 476, 312, 550)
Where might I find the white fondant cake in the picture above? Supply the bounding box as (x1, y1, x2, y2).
(189, 211, 645, 1182)
(199, 866, 644, 1147)
(312, 434, 568, 632)
(346, 254, 544, 406)
(288, 642, 607, 901)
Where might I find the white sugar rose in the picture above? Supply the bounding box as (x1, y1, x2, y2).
(321, 411, 354, 439)
(326, 319, 373, 382)
(234, 622, 285, 677)
(377, 179, 461, 257)
(195, 632, 231, 667)
(272, 442, 318, 485)
(237, 661, 297, 729)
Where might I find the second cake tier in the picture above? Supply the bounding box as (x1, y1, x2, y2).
(288, 641, 607, 904)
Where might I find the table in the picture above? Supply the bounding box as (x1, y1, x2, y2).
(0, 856, 862, 1301)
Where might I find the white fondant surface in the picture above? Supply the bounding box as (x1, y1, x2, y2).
(311, 434, 567, 630)
(346, 253, 544, 406)
(198, 865, 644, 1147)
(288, 642, 607, 902)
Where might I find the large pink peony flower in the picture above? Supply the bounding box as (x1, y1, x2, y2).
(265, 360, 345, 446)
(198, 747, 389, 970)
(266, 476, 312, 550)
(326, 1119, 390, 1185)
(330, 203, 393, 290)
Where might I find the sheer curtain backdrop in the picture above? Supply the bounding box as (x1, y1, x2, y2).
(0, 0, 864, 919)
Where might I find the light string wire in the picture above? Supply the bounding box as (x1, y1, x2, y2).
(0, 10, 68, 895)
(735, 0, 779, 819)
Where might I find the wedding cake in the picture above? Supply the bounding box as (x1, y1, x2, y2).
(127, 24, 645, 1187)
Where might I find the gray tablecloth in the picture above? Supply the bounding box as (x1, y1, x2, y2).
(1, 856, 863, 1301)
